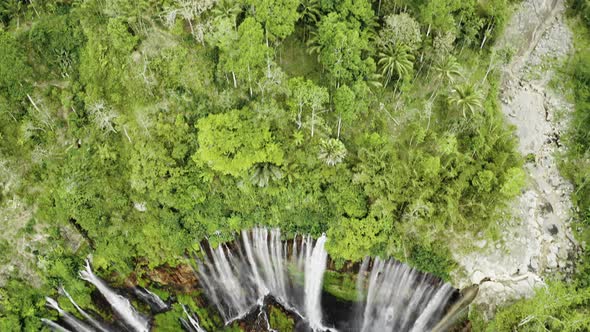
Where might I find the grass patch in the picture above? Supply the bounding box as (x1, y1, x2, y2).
(277, 27, 323, 82)
(322, 270, 358, 302)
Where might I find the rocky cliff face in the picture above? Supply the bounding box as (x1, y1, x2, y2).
(452, 0, 581, 316)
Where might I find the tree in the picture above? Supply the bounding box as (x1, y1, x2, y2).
(308, 13, 373, 87)
(332, 0, 376, 29)
(378, 44, 415, 87)
(0, 0, 25, 28)
(288, 77, 311, 129)
(250, 163, 283, 187)
(433, 30, 456, 58)
(433, 56, 462, 85)
(219, 17, 270, 96)
(287, 77, 329, 137)
(379, 13, 422, 52)
(79, 16, 139, 105)
(299, 0, 321, 40)
(333, 85, 358, 138)
(318, 138, 347, 166)
(212, 0, 241, 30)
(307, 84, 329, 138)
(245, 0, 300, 44)
(87, 101, 119, 133)
(164, 0, 217, 42)
(194, 108, 284, 176)
(419, 0, 460, 36)
(481, 282, 590, 332)
(0, 31, 32, 109)
(448, 83, 483, 117)
(326, 216, 388, 261)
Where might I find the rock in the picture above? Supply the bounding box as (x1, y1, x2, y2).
(475, 240, 488, 248)
(541, 202, 554, 214)
(547, 252, 558, 268)
(488, 282, 506, 294)
(451, 0, 577, 316)
(472, 271, 486, 284)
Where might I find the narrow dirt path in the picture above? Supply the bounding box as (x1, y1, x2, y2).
(452, 0, 577, 316)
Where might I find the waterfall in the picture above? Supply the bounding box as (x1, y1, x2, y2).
(304, 234, 327, 330)
(197, 228, 458, 332)
(59, 286, 112, 332)
(79, 259, 150, 332)
(43, 228, 463, 332)
(44, 297, 95, 332)
(197, 228, 330, 330)
(133, 287, 169, 312)
(41, 318, 74, 332)
(180, 305, 207, 332)
(356, 258, 456, 332)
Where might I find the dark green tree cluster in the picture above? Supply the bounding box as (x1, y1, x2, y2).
(472, 282, 590, 331)
(0, 0, 523, 329)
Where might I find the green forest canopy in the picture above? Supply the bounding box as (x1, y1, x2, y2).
(0, 0, 588, 330)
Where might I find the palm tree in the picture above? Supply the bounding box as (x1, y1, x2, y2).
(306, 30, 322, 60)
(378, 44, 415, 88)
(318, 139, 347, 166)
(433, 56, 463, 85)
(250, 163, 283, 187)
(299, 0, 320, 40)
(448, 83, 483, 118)
(1, 0, 24, 28)
(212, 0, 241, 30)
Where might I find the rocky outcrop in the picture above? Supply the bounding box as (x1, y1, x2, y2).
(452, 0, 579, 316)
(144, 264, 200, 293)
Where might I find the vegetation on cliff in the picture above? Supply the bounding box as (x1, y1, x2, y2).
(3, 0, 587, 330)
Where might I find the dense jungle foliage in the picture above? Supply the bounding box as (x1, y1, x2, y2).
(0, 0, 587, 330)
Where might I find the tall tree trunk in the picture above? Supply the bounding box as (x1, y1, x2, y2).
(481, 56, 495, 85)
(297, 103, 304, 129)
(248, 65, 253, 97)
(311, 108, 316, 137)
(188, 19, 194, 36)
(337, 116, 342, 139)
(480, 21, 495, 49)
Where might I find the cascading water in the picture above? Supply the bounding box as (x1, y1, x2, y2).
(44, 260, 156, 332)
(43, 228, 469, 332)
(180, 305, 207, 332)
(41, 318, 74, 332)
(197, 228, 329, 329)
(59, 286, 112, 332)
(303, 234, 327, 330)
(79, 259, 150, 332)
(45, 297, 95, 332)
(356, 257, 456, 332)
(197, 228, 460, 332)
(133, 287, 170, 313)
